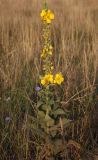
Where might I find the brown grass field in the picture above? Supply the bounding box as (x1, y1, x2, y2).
(0, 0, 98, 159)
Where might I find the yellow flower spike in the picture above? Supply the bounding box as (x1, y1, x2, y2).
(40, 4, 56, 82)
(54, 73, 64, 85)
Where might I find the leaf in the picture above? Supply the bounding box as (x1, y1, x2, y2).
(41, 105, 51, 112)
(53, 108, 65, 115)
(39, 121, 47, 130)
(57, 118, 71, 127)
(56, 118, 71, 128)
(62, 118, 71, 125)
(49, 125, 58, 137)
(53, 139, 63, 155)
(45, 114, 54, 127)
(50, 130, 57, 137)
(49, 99, 55, 105)
(37, 101, 43, 108)
(38, 110, 45, 119)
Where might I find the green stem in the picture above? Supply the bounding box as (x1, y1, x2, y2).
(43, 0, 48, 10)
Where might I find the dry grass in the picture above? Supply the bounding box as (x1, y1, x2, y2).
(0, 0, 98, 89)
(0, 0, 98, 159)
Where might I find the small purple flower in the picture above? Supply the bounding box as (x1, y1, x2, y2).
(5, 117, 11, 123)
(35, 86, 41, 91)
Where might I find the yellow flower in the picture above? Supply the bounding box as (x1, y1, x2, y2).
(41, 79, 47, 86)
(48, 51, 52, 55)
(41, 54, 45, 58)
(51, 66, 54, 70)
(41, 44, 53, 58)
(40, 9, 54, 23)
(41, 50, 45, 58)
(41, 74, 53, 86)
(54, 73, 64, 85)
(40, 9, 46, 17)
(48, 10, 54, 19)
(46, 18, 51, 24)
(49, 45, 53, 50)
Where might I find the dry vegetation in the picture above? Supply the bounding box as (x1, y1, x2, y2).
(0, 0, 98, 159)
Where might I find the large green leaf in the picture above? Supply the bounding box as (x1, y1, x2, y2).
(44, 114, 54, 127)
(38, 110, 45, 119)
(37, 101, 43, 108)
(53, 108, 65, 115)
(49, 99, 55, 105)
(41, 105, 51, 112)
(57, 118, 71, 128)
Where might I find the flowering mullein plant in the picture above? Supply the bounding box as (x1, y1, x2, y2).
(40, 5, 64, 86)
(35, 1, 71, 159)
